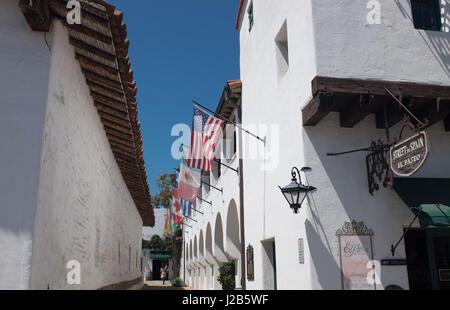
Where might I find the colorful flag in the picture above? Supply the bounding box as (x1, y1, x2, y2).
(188, 106, 224, 171)
(171, 188, 184, 225)
(172, 188, 181, 213)
(180, 198, 192, 218)
(179, 157, 201, 202)
(164, 207, 172, 236)
(170, 210, 178, 234)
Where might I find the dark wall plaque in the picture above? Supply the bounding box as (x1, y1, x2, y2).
(390, 131, 429, 177)
(246, 245, 254, 281)
(439, 269, 450, 282)
(298, 238, 304, 264)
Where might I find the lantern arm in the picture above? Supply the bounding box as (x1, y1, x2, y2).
(291, 167, 301, 183)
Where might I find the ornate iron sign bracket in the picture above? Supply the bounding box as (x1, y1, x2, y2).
(336, 220, 374, 236)
(366, 140, 392, 196)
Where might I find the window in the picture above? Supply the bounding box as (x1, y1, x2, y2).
(129, 246, 131, 271)
(118, 241, 121, 264)
(248, 1, 254, 32)
(212, 143, 222, 181)
(202, 172, 210, 195)
(223, 123, 236, 161)
(275, 21, 289, 80)
(411, 0, 442, 31)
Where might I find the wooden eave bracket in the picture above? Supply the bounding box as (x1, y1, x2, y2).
(19, 0, 51, 32)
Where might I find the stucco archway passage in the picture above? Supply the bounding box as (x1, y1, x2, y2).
(199, 230, 205, 258)
(226, 199, 241, 259)
(214, 213, 227, 263)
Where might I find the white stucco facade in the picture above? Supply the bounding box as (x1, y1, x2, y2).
(237, 0, 450, 290)
(181, 128, 243, 290)
(182, 0, 450, 290)
(0, 1, 144, 290)
(142, 249, 174, 281)
(0, 0, 52, 290)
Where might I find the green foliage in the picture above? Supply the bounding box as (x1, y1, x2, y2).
(149, 235, 163, 251)
(147, 234, 174, 252)
(142, 239, 152, 249)
(171, 227, 183, 268)
(152, 173, 177, 208)
(172, 277, 185, 287)
(162, 237, 173, 252)
(218, 261, 236, 290)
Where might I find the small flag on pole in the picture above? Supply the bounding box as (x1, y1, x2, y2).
(164, 207, 172, 236)
(188, 106, 224, 171)
(180, 198, 192, 218)
(179, 149, 201, 202)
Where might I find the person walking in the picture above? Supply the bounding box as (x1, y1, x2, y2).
(160, 265, 169, 285)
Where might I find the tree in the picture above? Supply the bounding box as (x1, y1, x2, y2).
(149, 235, 163, 251)
(147, 234, 175, 253)
(152, 172, 177, 208)
(142, 239, 152, 249)
(218, 260, 236, 290)
(171, 226, 183, 268)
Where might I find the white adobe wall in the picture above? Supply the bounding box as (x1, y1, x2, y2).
(239, 0, 319, 290)
(302, 113, 450, 290)
(0, 0, 52, 290)
(181, 133, 242, 290)
(29, 21, 143, 290)
(239, 0, 450, 290)
(312, 0, 450, 86)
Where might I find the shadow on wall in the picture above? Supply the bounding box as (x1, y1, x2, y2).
(301, 122, 382, 289)
(395, 0, 450, 79)
(305, 220, 341, 290)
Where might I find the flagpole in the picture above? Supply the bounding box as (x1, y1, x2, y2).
(182, 223, 185, 283)
(186, 216, 197, 223)
(192, 207, 204, 215)
(193, 100, 266, 144)
(214, 159, 239, 174)
(201, 181, 223, 194)
(197, 196, 212, 205)
(181, 144, 239, 174)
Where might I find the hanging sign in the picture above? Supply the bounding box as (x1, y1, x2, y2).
(336, 221, 376, 290)
(389, 131, 429, 177)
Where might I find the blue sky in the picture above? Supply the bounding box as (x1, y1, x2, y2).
(108, 1, 241, 198)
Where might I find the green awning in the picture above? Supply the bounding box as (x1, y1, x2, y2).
(149, 252, 172, 259)
(394, 178, 450, 228)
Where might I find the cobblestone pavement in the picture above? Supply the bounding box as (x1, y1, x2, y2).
(141, 280, 194, 290)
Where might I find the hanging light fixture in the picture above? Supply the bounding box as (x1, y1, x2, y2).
(278, 167, 317, 214)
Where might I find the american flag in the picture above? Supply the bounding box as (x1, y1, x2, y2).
(188, 106, 224, 171)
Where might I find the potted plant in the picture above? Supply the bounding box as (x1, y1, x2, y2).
(218, 260, 236, 290)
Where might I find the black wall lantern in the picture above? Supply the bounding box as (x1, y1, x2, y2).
(278, 167, 317, 214)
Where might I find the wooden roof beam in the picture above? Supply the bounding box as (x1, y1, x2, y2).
(91, 92, 127, 112)
(340, 94, 377, 128)
(302, 91, 334, 126)
(19, 0, 51, 32)
(86, 81, 126, 103)
(70, 37, 116, 63)
(312, 76, 450, 99)
(375, 98, 405, 129)
(76, 53, 119, 77)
